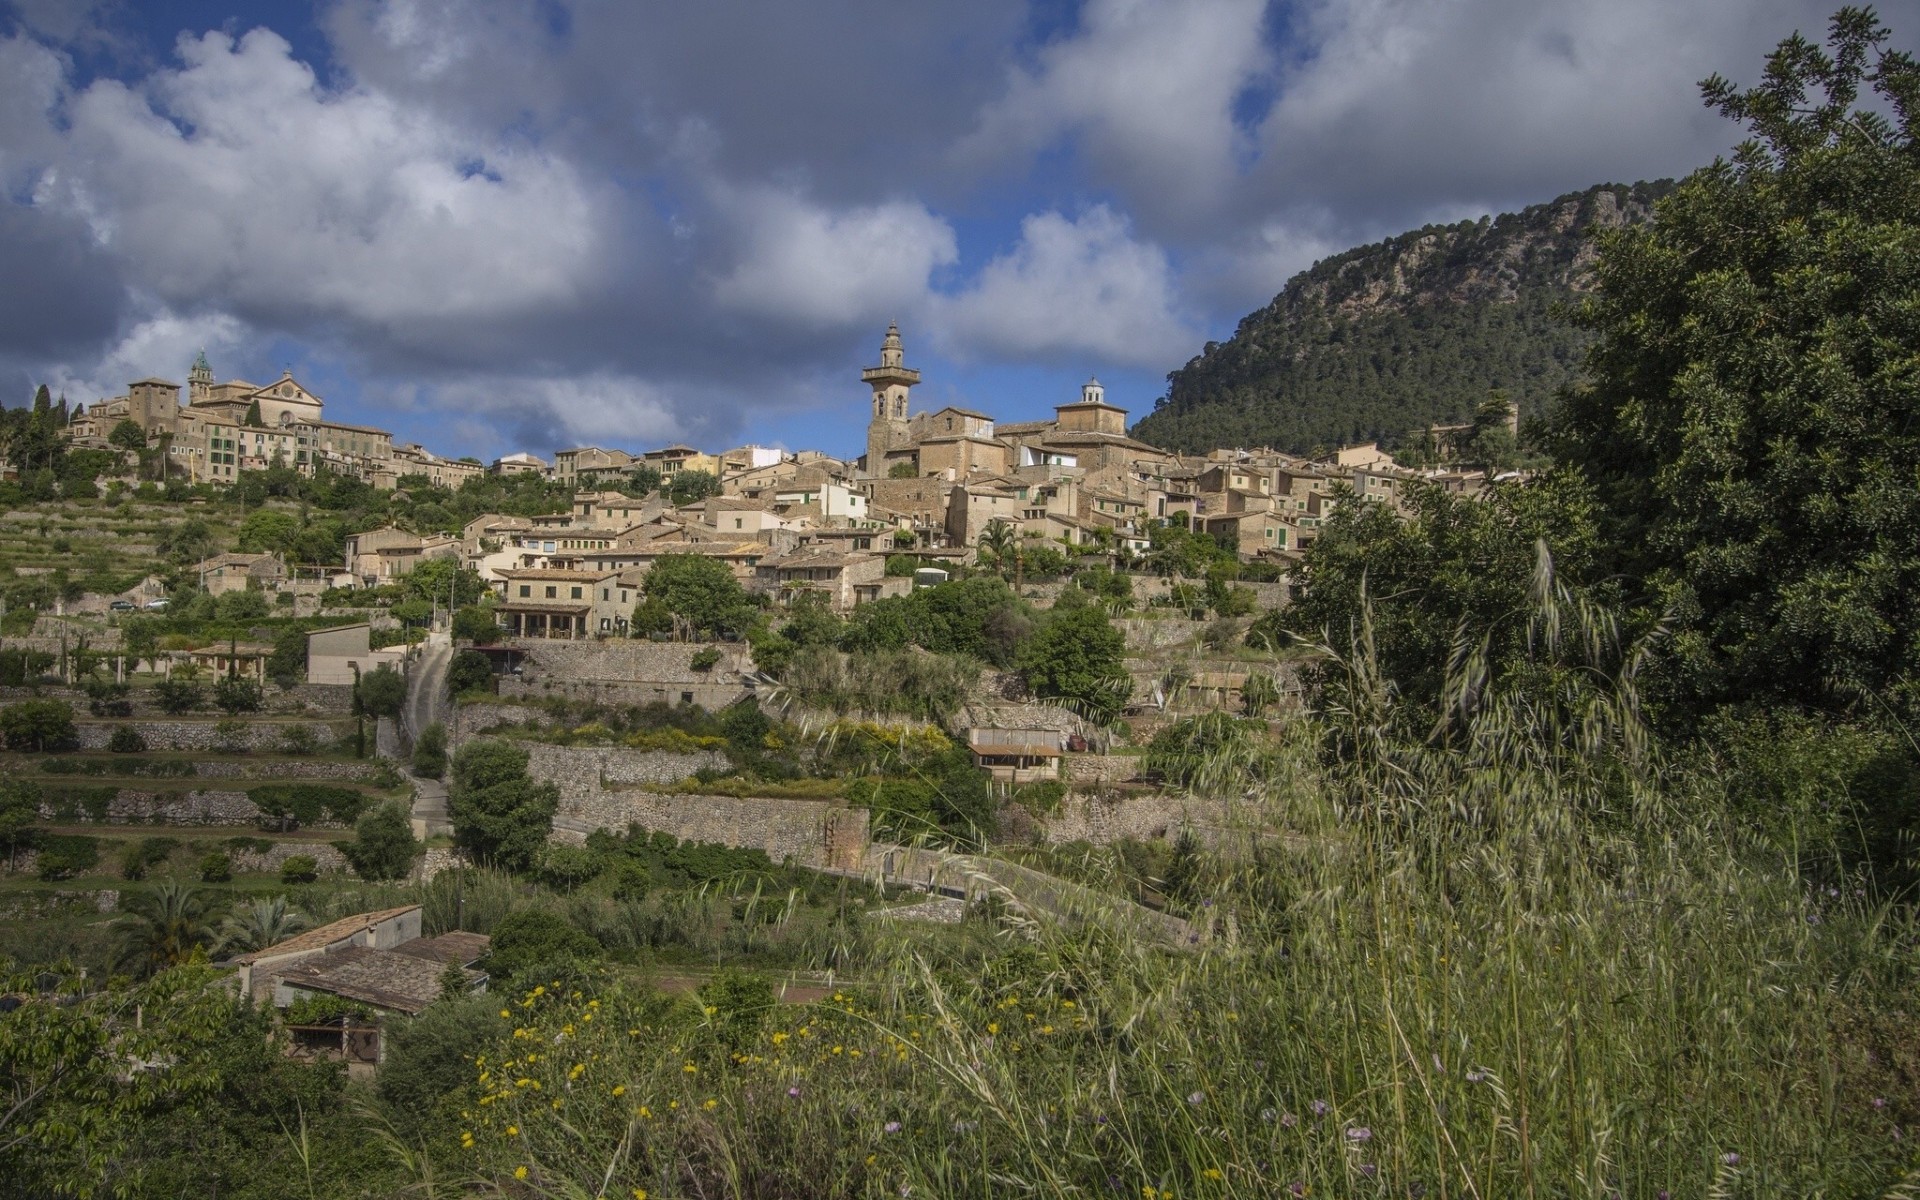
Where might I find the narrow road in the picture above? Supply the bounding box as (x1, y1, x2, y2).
(404, 631, 452, 745)
(404, 630, 455, 838)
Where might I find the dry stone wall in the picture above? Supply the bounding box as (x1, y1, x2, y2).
(231, 843, 353, 874)
(552, 787, 869, 872)
(73, 720, 345, 752)
(1039, 792, 1228, 846)
(525, 744, 727, 793)
(38, 788, 266, 825)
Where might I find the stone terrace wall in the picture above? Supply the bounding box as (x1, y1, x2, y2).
(552, 786, 869, 872)
(73, 720, 345, 752)
(0, 684, 353, 716)
(188, 759, 375, 781)
(1039, 792, 1227, 847)
(1061, 753, 1142, 785)
(38, 788, 267, 826)
(502, 639, 755, 711)
(525, 744, 727, 795)
(231, 843, 353, 874)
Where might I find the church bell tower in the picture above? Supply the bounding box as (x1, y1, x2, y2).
(861, 322, 919, 474)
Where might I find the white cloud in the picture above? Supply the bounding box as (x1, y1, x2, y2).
(960, 0, 1272, 229)
(709, 186, 957, 328)
(42, 306, 250, 404)
(41, 28, 608, 329)
(937, 205, 1196, 367)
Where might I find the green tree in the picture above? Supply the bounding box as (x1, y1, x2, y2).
(215, 896, 308, 955)
(447, 739, 559, 872)
(151, 678, 204, 714)
(213, 675, 263, 714)
(666, 468, 721, 505)
(266, 626, 308, 688)
(1015, 605, 1130, 724)
(339, 801, 421, 881)
(114, 881, 217, 976)
(412, 722, 448, 779)
(214, 589, 270, 620)
(108, 419, 147, 453)
(0, 778, 40, 869)
(481, 907, 600, 983)
(1555, 10, 1920, 727)
(356, 663, 407, 718)
(0, 699, 77, 752)
(452, 603, 499, 644)
(887, 459, 919, 479)
(122, 617, 162, 672)
(235, 508, 299, 554)
(447, 649, 493, 697)
(644, 553, 757, 639)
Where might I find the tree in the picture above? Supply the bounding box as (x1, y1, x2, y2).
(114, 882, 217, 976)
(1555, 9, 1920, 727)
(356, 663, 406, 718)
(215, 897, 307, 954)
(151, 678, 204, 715)
(978, 519, 1016, 578)
(888, 460, 919, 479)
(481, 908, 600, 983)
(1015, 605, 1130, 725)
(212, 675, 263, 714)
(403, 557, 487, 607)
(243, 398, 262, 426)
(447, 739, 559, 872)
(235, 509, 299, 554)
(667, 468, 721, 506)
(447, 649, 493, 697)
(452, 603, 500, 644)
(412, 722, 448, 779)
(266, 626, 308, 688)
(0, 699, 77, 752)
(108, 419, 147, 453)
(644, 553, 756, 639)
(122, 617, 161, 673)
(215, 589, 270, 620)
(339, 801, 420, 881)
(0, 779, 39, 869)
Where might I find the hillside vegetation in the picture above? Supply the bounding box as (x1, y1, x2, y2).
(1132, 180, 1670, 454)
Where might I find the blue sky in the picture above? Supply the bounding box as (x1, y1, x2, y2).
(0, 0, 1846, 463)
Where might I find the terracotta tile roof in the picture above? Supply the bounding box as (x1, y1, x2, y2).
(232, 905, 420, 964)
(276, 945, 463, 1015)
(392, 931, 491, 966)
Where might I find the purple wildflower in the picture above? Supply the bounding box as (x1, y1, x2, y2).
(1187, 1091, 1205, 1106)
(1874, 1097, 1888, 1110)
(884, 1121, 901, 1134)
(1721, 1152, 1741, 1167)
(1289, 1184, 1306, 1197)
(1310, 1099, 1329, 1117)
(1465, 1069, 1487, 1084)
(788, 1087, 801, 1098)
(1280, 1112, 1299, 1128)
(1346, 1126, 1373, 1142)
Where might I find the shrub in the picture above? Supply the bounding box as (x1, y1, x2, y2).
(279, 854, 319, 884)
(357, 664, 406, 718)
(107, 726, 148, 754)
(280, 724, 318, 755)
(448, 650, 494, 696)
(83, 677, 133, 718)
(214, 590, 270, 621)
(689, 646, 722, 671)
(699, 967, 777, 1052)
(412, 722, 448, 779)
(213, 676, 263, 714)
(337, 802, 419, 881)
(150, 679, 203, 715)
(0, 700, 78, 753)
(533, 844, 602, 892)
(198, 851, 231, 883)
(36, 834, 99, 881)
(248, 784, 371, 828)
(481, 907, 600, 983)
(118, 837, 180, 882)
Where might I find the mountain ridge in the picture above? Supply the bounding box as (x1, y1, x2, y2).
(1132, 180, 1674, 454)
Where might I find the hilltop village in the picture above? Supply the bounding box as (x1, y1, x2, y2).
(58, 324, 1501, 612)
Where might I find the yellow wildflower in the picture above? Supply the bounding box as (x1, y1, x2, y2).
(505, 1125, 519, 1137)
(638, 1105, 653, 1119)
(499, 1009, 511, 1018)
(514, 1166, 528, 1181)
(1204, 1167, 1223, 1180)
(633, 1191, 648, 1200)
(702, 1098, 718, 1111)
(987, 1023, 1000, 1035)
(612, 1085, 626, 1097)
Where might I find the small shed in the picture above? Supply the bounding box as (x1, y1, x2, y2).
(967, 727, 1064, 785)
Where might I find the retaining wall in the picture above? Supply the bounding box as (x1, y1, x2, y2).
(525, 744, 728, 794)
(232, 843, 353, 874)
(38, 788, 266, 825)
(552, 787, 869, 871)
(73, 720, 345, 752)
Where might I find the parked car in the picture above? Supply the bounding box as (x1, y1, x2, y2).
(108, 600, 135, 612)
(143, 598, 170, 611)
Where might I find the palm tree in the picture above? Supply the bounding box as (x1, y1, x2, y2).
(115, 881, 217, 977)
(216, 896, 308, 955)
(978, 519, 1016, 576)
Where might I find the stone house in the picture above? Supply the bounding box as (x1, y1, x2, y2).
(492, 568, 627, 639)
(190, 552, 287, 597)
(306, 622, 407, 684)
(753, 548, 887, 610)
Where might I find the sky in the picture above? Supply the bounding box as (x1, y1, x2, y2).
(0, 0, 1853, 464)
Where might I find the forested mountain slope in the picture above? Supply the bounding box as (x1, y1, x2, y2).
(1133, 181, 1672, 454)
